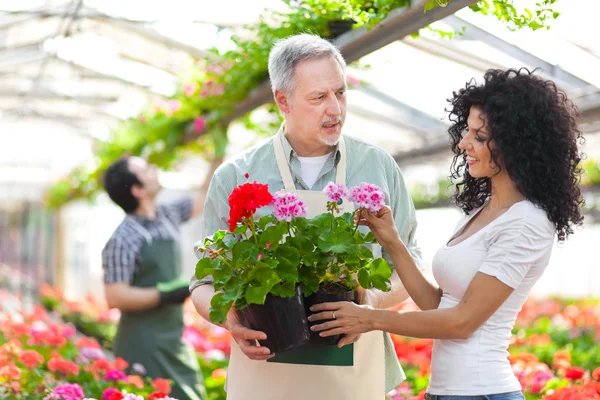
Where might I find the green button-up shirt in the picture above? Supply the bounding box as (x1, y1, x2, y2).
(190, 128, 423, 290)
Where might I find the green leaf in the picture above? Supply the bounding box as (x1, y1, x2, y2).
(209, 293, 233, 324)
(371, 275, 392, 291)
(222, 277, 243, 302)
(363, 232, 376, 243)
(299, 268, 320, 296)
(370, 258, 392, 279)
(249, 261, 279, 285)
(195, 257, 214, 280)
(423, 0, 436, 12)
(269, 280, 297, 298)
(357, 269, 371, 289)
(258, 223, 288, 249)
(308, 213, 333, 229)
(213, 260, 233, 288)
(275, 258, 299, 281)
(232, 241, 257, 261)
(357, 245, 374, 259)
(318, 231, 355, 253)
(275, 246, 301, 269)
(246, 285, 271, 305)
(258, 215, 278, 230)
(233, 225, 248, 235)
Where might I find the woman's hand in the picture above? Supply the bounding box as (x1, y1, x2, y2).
(308, 301, 377, 344)
(355, 206, 401, 250)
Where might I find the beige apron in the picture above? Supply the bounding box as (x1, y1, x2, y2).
(225, 133, 387, 400)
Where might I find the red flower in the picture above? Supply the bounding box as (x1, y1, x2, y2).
(151, 378, 172, 394)
(109, 393, 124, 400)
(19, 350, 44, 368)
(227, 182, 273, 231)
(565, 366, 586, 380)
(148, 393, 169, 400)
(593, 367, 600, 381)
(47, 357, 80, 376)
(114, 357, 128, 371)
(244, 173, 249, 179)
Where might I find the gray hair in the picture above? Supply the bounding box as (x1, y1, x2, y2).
(268, 34, 346, 96)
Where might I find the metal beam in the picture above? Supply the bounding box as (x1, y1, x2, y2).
(403, 35, 504, 72)
(0, 8, 242, 28)
(0, 89, 118, 104)
(183, 0, 477, 143)
(355, 84, 448, 139)
(443, 15, 592, 89)
(393, 139, 452, 165)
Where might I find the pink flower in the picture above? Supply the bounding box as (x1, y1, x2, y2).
(122, 395, 143, 400)
(347, 75, 361, 86)
(348, 183, 385, 212)
(44, 383, 85, 400)
(183, 82, 199, 97)
(193, 117, 206, 132)
(271, 191, 308, 222)
(102, 388, 119, 400)
(104, 369, 127, 381)
(62, 324, 76, 339)
(167, 100, 181, 113)
(210, 84, 225, 96)
(322, 182, 349, 203)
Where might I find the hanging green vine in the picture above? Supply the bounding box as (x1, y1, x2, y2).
(46, 0, 562, 208)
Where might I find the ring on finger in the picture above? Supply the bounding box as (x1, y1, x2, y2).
(332, 311, 336, 320)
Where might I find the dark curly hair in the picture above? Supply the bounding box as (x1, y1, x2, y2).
(447, 68, 584, 241)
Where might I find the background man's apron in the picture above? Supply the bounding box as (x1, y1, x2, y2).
(113, 217, 206, 400)
(225, 133, 404, 400)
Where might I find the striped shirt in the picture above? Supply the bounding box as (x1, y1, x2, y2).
(102, 197, 193, 284)
(190, 128, 423, 291)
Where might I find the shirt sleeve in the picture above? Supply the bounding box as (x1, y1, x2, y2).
(189, 171, 234, 292)
(102, 235, 141, 284)
(478, 212, 554, 289)
(387, 156, 424, 270)
(162, 196, 194, 226)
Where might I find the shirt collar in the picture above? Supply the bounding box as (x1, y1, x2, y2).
(278, 122, 341, 164)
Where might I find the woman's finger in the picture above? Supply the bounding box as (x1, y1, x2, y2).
(318, 327, 348, 337)
(310, 320, 343, 332)
(310, 302, 342, 312)
(307, 311, 335, 322)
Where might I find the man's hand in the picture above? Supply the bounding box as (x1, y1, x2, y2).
(225, 310, 274, 361)
(157, 276, 191, 306)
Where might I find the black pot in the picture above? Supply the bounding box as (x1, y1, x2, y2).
(327, 19, 355, 40)
(240, 285, 310, 353)
(304, 289, 357, 346)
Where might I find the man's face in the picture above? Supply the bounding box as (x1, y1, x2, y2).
(279, 57, 347, 147)
(128, 157, 161, 198)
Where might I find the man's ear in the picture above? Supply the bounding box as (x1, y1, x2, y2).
(274, 89, 291, 114)
(130, 183, 144, 199)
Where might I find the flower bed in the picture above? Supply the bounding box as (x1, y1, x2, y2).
(0, 292, 178, 400)
(38, 286, 600, 399)
(39, 285, 230, 400)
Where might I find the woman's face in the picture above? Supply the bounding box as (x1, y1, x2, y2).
(458, 106, 501, 178)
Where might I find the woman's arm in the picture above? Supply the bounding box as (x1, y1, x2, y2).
(358, 207, 442, 310)
(310, 271, 514, 340)
(385, 238, 442, 311)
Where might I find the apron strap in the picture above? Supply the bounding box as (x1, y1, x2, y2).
(126, 216, 153, 245)
(335, 135, 346, 185)
(273, 132, 347, 190)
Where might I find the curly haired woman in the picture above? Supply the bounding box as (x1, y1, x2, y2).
(310, 68, 585, 400)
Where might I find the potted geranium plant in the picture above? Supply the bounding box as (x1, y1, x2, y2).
(299, 182, 393, 345)
(195, 176, 393, 352)
(195, 176, 312, 353)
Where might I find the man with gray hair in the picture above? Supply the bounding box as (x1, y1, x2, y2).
(190, 33, 422, 399)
